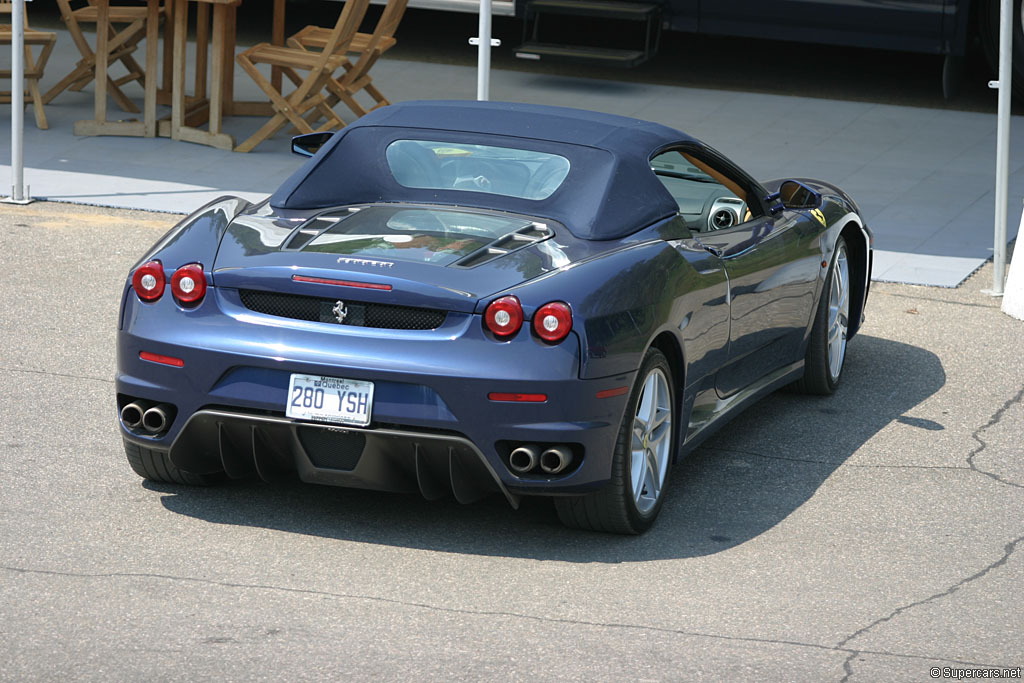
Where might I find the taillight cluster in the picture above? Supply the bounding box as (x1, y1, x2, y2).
(131, 261, 208, 306)
(131, 261, 165, 301)
(483, 296, 572, 344)
(484, 296, 524, 338)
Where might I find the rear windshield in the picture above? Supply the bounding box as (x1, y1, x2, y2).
(303, 206, 540, 265)
(385, 140, 570, 200)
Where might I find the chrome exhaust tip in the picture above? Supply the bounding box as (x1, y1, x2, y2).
(120, 401, 149, 430)
(142, 404, 170, 434)
(540, 445, 572, 475)
(508, 445, 541, 474)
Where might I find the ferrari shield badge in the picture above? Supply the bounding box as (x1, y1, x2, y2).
(810, 208, 827, 227)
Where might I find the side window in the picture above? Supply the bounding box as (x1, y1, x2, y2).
(651, 150, 753, 232)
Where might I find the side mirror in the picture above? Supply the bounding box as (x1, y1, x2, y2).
(291, 131, 334, 158)
(777, 180, 822, 210)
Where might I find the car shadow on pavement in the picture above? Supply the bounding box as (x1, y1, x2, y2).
(154, 334, 944, 562)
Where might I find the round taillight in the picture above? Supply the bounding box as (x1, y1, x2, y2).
(484, 296, 523, 338)
(533, 301, 572, 343)
(170, 263, 207, 304)
(132, 261, 165, 301)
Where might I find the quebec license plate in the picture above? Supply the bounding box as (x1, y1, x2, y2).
(286, 374, 374, 426)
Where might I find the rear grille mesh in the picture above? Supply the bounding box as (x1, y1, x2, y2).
(238, 289, 447, 330)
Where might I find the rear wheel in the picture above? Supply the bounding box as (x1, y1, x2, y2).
(793, 236, 850, 395)
(123, 439, 222, 486)
(555, 348, 676, 534)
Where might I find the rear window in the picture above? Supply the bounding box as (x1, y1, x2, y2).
(302, 206, 543, 266)
(385, 140, 570, 200)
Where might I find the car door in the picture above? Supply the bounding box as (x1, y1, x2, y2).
(651, 146, 822, 399)
(697, 0, 946, 53)
(695, 210, 823, 398)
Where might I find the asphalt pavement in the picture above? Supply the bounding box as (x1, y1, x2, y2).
(0, 202, 1021, 681)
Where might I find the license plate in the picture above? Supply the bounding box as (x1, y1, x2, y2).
(286, 374, 374, 427)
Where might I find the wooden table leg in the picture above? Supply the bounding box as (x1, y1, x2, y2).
(145, 0, 159, 137)
(195, 1, 209, 98)
(94, 0, 109, 124)
(161, 0, 174, 100)
(222, 1, 236, 116)
(171, 0, 187, 139)
(210, 3, 225, 135)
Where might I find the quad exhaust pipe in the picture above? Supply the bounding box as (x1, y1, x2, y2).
(119, 401, 150, 430)
(540, 445, 572, 475)
(142, 405, 171, 433)
(508, 444, 574, 475)
(508, 445, 540, 474)
(120, 400, 173, 434)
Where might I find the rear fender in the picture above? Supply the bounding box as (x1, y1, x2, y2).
(507, 238, 701, 381)
(132, 196, 251, 276)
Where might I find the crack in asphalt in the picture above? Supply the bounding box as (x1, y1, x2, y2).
(0, 366, 113, 384)
(966, 386, 1024, 490)
(0, 564, 1012, 671)
(834, 534, 1023, 681)
(874, 290, 1000, 310)
(839, 653, 857, 683)
(700, 446, 970, 471)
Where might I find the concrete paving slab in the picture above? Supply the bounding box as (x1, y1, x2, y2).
(0, 27, 1020, 286)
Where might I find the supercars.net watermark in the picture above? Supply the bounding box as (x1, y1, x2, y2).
(930, 667, 1022, 680)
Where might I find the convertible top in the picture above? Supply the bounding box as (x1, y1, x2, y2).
(270, 100, 690, 240)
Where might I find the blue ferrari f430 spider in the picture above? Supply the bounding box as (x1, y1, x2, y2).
(116, 100, 871, 534)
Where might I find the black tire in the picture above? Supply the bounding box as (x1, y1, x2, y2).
(793, 236, 849, 396)
(977, 0, 1024, 99)
(554, 348, 677, 534)
(123, 439, 222, 486)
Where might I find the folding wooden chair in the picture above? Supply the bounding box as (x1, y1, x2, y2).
(44, 0, 167, 113)
(288, 0, 407, 118)
(234, 0, 371, 153)
(0, 1, 57, 129)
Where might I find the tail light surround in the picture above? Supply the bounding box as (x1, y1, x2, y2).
(533, 301, 572, 343)
(170, 263, 207, 304)
(132, 261, 165, 301)
(484, 295, 523, 338)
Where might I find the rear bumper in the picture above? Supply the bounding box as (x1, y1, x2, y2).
(117, 286, 635, 500)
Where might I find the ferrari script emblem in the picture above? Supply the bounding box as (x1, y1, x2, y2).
(332, 300, 348, 323)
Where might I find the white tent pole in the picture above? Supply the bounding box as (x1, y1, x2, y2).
(990, 0, 1013, 295)
(10, 0, 26, 202)
(476, 0, 492, 101)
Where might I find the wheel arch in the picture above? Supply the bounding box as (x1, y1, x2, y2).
(838, 219, 871, 340)
(647, 330, 686, 460)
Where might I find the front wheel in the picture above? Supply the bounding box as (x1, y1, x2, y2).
(555, 348, 677, 534)
(793, 236, 850, 395)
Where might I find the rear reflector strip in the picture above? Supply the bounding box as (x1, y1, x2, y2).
(139, 351, 184, 367)
(488, 392, 547, 403)
(596, 386, 629, 399)
(292, 275, 392, 291)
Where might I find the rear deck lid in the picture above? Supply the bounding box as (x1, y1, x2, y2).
(212, 203, 571, 313)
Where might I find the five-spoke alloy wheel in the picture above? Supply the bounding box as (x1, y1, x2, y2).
(555, 348, 677, 534)
(794, 235, 850, 395)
